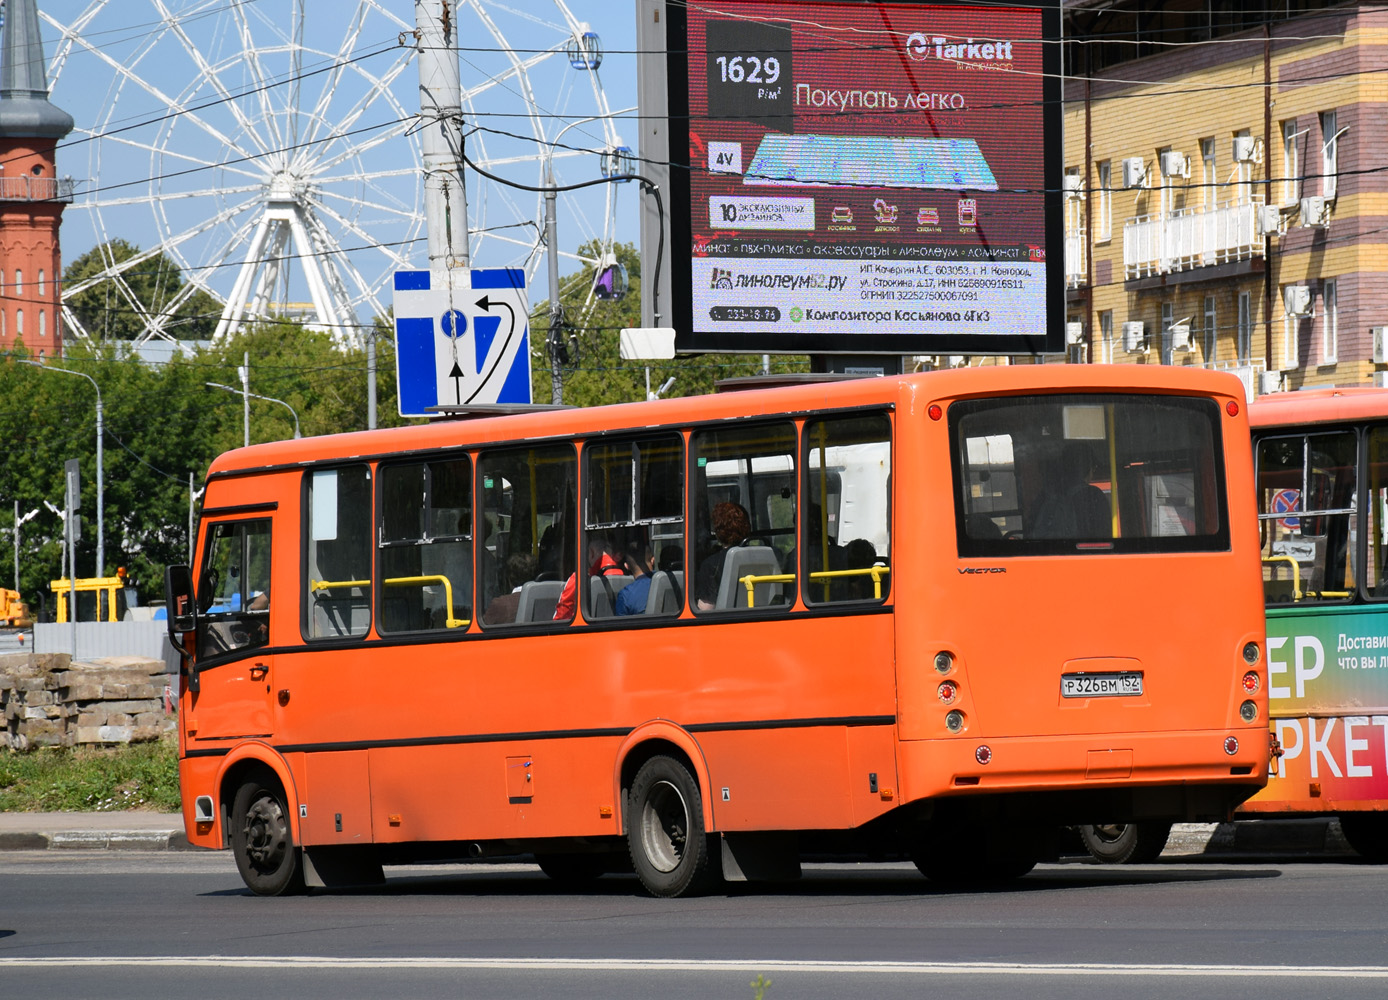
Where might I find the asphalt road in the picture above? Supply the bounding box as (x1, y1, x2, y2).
(2, 850, 1386, 998)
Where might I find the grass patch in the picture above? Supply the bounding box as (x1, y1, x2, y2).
(0, 733, 180, 812)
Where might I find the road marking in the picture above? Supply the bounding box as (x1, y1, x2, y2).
(1, 957, 1387, 978)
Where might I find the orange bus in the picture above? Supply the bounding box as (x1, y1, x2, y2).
(163, 366, 1270, 896)
(1235, 386, 1388, 860)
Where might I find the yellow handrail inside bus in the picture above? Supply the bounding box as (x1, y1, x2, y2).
(739, 565, 892, 607)
(1261, 556, 1302, 602)
(310, 576, 468, 628)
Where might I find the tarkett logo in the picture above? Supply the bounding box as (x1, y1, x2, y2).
(710, 267, 734, 289)
(906, 32, 1014, 64)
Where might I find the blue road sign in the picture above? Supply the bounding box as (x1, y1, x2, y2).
(392, 268, 532, 417)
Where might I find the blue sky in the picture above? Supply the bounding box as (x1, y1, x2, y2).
(32, 0, 642, 318)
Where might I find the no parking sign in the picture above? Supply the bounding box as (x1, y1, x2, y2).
(392, 268, 532, 416)
(1271, 488, 1301, 530)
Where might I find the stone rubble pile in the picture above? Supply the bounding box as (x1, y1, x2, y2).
(0, 652, 174, 750)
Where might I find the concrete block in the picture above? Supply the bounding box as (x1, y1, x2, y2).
(131, 725, 162, 742)
(134, 712, 162, 728)
(97, 725, 133, 743)
(61, 684, 103, 701)
(106, 714, 132, 727)
(76, 713, 106, 728)
(22, 706, 54, 720)
(25, 690, 56, 706)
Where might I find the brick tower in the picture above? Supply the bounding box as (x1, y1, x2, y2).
(0, 0, 73, 356)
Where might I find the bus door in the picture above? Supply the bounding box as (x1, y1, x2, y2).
(190, 518, 276, 740)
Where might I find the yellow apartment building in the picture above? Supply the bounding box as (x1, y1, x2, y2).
(1062, 1, 1385, 392)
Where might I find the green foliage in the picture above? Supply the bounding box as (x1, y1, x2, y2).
(0, 733, 180, 812)
(62, 239, 222, 342)
(530, 240, 808, 407)
(751, 973, 773, 999)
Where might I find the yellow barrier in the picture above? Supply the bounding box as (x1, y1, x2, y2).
(1261, 556, 1302, 602)
(739, 565, 891, 608)
(310, 576, 468, 628)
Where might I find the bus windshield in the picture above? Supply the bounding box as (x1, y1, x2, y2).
(953, 393, 1229, 556)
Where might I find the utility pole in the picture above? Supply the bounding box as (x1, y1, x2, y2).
(546, 174, 563, 405)
(239, 352, 250, 448)
(415, 0, 468, 271)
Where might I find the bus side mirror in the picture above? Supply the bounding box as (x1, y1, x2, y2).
(164, 564, 197, 636)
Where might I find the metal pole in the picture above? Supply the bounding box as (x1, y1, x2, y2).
(367, 326, 377, 430)
(13, 501, 18, 592)
(189, 474, 195, 564)
(94, 392, 104, 578)
(415, 0, 469, 270)
(546, 172, 563, 406)
(240, 352, 250, 448)
(68, 498, 77, 656)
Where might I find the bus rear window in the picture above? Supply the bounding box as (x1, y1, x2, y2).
(952, 394, 1229, 556)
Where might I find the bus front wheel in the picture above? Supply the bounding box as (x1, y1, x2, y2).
(231, 768, 305, 896)
(1078, 822, 1172, 864)
(626, 756, 719, 898)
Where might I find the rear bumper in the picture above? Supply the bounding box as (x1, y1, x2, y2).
(899, 728, 1269, 821)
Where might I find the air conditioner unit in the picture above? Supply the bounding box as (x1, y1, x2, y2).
(1259, 371, 1284, 395)
(1065, 321, 1084, 345)
(1300, 196, 1328, 227)
(1233, 135, 1262, 164)
(1259, 205, 1285, 236)
(1122, 157, 1147, 189)
(1122, 321, 1146, 352)
(1283, 284, 1313, 317)
(1159, 151, 1190, 179)
(1169, 323, 1193, 351)
(1063, 173, 1084, 198)
(1374, 327, 1388, 365)
(947, 355, 967, 368)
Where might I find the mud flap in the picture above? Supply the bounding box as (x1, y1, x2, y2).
(720, 832, 801, 882)
(302, 845, 385, 888)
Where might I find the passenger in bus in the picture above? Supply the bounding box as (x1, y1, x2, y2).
(615, 540, 656, 615)
(553, 534, 624, 620)
(483, 553, 538, 625)
(658, 545, 684, 573)
(843, 538, 880, 600)
(1031, 442, 1110, 539)
(695, 501, 751, 611)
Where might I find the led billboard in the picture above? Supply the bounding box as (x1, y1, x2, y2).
(660, 0, 1063, 356)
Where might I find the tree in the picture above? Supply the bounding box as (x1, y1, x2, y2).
(529, 240, 808, 408)
(62, 239, 223, 342)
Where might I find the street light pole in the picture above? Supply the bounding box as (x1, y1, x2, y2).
(205, 383, 301, 439)
(13, 501, 38, 592)
(26, 362, 103, 578)
(239, 352, 250, 448)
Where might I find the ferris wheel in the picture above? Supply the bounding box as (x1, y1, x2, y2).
(40, 0, 628, 348)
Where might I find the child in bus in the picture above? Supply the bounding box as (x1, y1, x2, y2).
(615, 540, 656, 615)
(695, 502, 751, 611)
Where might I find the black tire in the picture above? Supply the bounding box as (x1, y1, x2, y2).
(1338, 813, 1388, 862)
(1079, 822, 1172, 864)
(626, 756, 720, 898)
(230, 768, 304, 896)
(911, 825, 1038, 887)
(534, 852, 611, 885)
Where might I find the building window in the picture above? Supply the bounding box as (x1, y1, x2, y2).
(14, 270, 21, 296)
(1234, 129, 1253, 204)
(1278, 289, 1296, 369)
(1204, 294, 1217, 361)
(1096, 160, 1112, 241)
(1201, 137, 1216, 209)
(1065, 167, 1083, 233)
(15, 309, 22, 337)
(1322, 279, 1338, 364)
(37, 270, 45, 298)
(1161, 302, 1175, 366)
(1321, 110, 1339, 199)
(1239, 291, 1253, 365)
(1282, 119, 1300, 206)
(38, 310, 46, 340)
(1100, 310, 1113, 364)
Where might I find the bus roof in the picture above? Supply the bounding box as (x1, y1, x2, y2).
(1249, 386, 1388, 430)
(206, 364, 1251, 477)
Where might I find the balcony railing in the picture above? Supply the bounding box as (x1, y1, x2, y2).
(1064, 227, 1087, 288)
(1124, 198, 1264, 279)
(0, 176, 75, 203)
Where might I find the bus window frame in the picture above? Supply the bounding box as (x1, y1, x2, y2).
(300, 462, 375, 643)
(195, 515, 273, 666)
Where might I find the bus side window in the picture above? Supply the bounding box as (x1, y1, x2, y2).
(691, 421, 796, 613)
(197, 519, 272, 659)
(379, 457, 473, 633)
(477, 443, 577, 627)
(583, 433, 685, 620)
(305, 465, 373, 639)
(1367, 428, 1388, 600)
(803, 413, 892, 605)
(1256, 432, 1356, 605)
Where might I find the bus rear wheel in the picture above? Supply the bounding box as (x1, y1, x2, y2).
(1338, 813, 1388, 862)
(1078, 822, 1172, 864)
(231, 768, 304, 896)
(627, 756, 719, 898)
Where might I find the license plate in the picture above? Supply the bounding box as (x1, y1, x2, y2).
(1061, 672, 1143, 698)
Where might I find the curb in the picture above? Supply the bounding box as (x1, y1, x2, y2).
(0, 829, 194, 851)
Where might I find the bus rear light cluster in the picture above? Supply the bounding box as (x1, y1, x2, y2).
(1242, 671, 1260, 693)
(975, 745, 992, 765)
(1224, 736, 1240, 755)
(937, 680, 959, 705)
(1242, 642, 1260, 665)
(1239, 700, 1259, 723)
(945, 710, 966, 733)
(934, 651, 954, 675)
